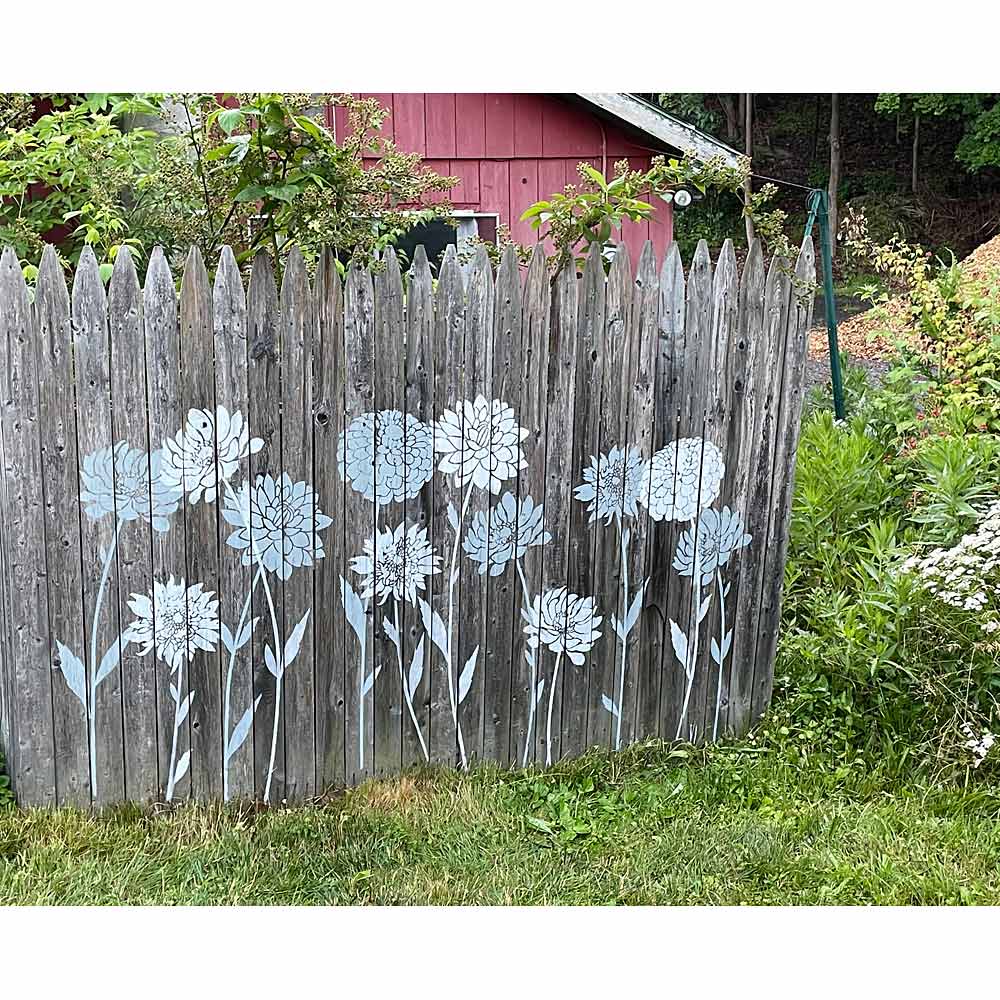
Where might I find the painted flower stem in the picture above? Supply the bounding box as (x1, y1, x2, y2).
(676, 516, 703, 741)
(446, 482, 474, 768)
(256, 553, 283, 804)
(545, 651, 563, 766)
(88, 519, 122, 798)
(713, 568, 726, 742)
(394, 599, 429, 761)
(222, 565, 263, 801)
(165, 656, 186, 802)
(615, 521, 630, 751)
(515, 558, 538, 767)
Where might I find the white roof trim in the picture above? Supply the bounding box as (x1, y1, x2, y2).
(575, 93, 743, 169)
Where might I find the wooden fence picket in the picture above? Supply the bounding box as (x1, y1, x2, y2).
(0, 238, 815, 806)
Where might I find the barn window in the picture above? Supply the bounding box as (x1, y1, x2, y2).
(393, 212, 499, 274)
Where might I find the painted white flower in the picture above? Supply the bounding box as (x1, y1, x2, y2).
(160, 406, 262, 504)
(673, 506, 752, 585)
(463, 492, 551, 576)
(351, 522, 441, 606)
(338, 409, 435, 505)
(80, 442, 182, 532)
(222, 473, 333, 580)
(123, 576, 219, 671)
(640, 438, 725, 523)
(433, 395, 528, 493)
(522, 587, 602, 666)
(573, 445, 645, 525)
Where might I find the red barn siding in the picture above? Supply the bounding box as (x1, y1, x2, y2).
(334, 93, 674, 256)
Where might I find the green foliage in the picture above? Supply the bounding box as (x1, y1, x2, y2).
(781, 363, 1000, 776)
(876, 93, 1000, 173)
(656, 94, 721, 134)
(0, 93, 456, 280)
(521, 154, 749, 272)
(0, 749, 12, 809)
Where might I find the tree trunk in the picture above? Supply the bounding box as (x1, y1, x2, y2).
(743, 93, 755, 245)
(911, 113, 920, 194)
(828, 94, 840, 259)
(719, 94, 738, 142)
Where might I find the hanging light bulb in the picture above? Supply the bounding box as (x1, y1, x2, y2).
(673, 188, 693, 208)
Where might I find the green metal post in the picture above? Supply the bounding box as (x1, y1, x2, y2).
(816, 190, 845, 420)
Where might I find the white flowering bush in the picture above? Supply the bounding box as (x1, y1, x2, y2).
(901, 499, 1000, 623)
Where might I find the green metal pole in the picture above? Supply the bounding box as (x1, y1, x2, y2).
(816, 190, 845, 420)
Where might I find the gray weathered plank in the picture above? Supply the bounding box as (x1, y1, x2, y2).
(689, 240, 738, 744)
(512, 246, 551, 767)
(342, 261, 376, 784)
(372, 249, 405, 778)
(664, 240, 713, 743)
(456, 247, 493, 765)
(108, 247, 159, 802)
(540, 260, 579, 766)
(35, 247, 90, 806)
(214, 246, 256, 801)
(72, 247, 126, 807)
(314, 250, 346, 791)
(718, 240, 765, 737)
(559, 246, 603, 763)
(178, 247, 223, 801)
(402, 247, 434, 769)
(619, 241, 658, 748)
(143, 248, 188, 801)
(428, 247, 464, 768)
(246, 253, 285, 801)
(278, 247, 317, 799)
(585, 244, 632, 753)
(638, 243, 684, 741)
(751, 238, 815, 723)
(0, 248, 56, 806)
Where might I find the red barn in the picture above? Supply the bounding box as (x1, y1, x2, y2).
(326, 93, 741, 260)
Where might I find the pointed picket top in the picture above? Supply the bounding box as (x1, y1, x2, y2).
(467, 244, 493, 311)
(108, 246, 140, 326)
(496, 241, 519, 290)
(409, 242, 431, 282)
(525, 242, 546, 298)
(740, 240, 765, 321)
(36, 245, 71, 352)
(315, 247, 343, 317)
(437, 242, 464, 306)
(795, 234, 816, 287)
(578, 239, 606, 331)
(214, 245, 246, 337)
(181, 244, 211, 303)
(0, 246, 33, 372)
(72, 245, 108, 339)
(636, 240, 657, 289)
(248, 251, 279, 359)
(281, 244, 311, 305)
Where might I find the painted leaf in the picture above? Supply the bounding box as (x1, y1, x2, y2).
(601, 693, 620, 719)
(450, 567, 460, 588)
(724, 581, 732, 598)
(169, 682, 179, 703)
(447, 501, 460, 534)
(458, 646, 478, 705)
(624, 583, 645, 635)
(418, 598, 449, 658)
(622, 527, 631, 551)
(361, 664, 382, 697)
(235, 616, 258, 651)
(95, 640, 122, 686)
(173, 750, 191, 784)
(698, 595, 712, 624)
(536, 678, 545, 704)
(283, 609, 311, 669)
(722, 629, 733, 660)
(669, 619, 688, 667)
(54, 641, 87, 709)
(384, 617, 400, 648)
(176, 691, 194, 726)
(225, 695, 261, 761)
(610, 614, 624, 641)
(710, 636, 722, 665)
(341, 576, 367, 646)
(264, 643, 280, 678)
(220, 622, 236, 654)
(407, 636, 425, 698)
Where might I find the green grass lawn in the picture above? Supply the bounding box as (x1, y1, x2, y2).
(3, 739, 1000, 904)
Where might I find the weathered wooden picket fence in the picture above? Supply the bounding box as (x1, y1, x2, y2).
(0, 235, 813, 807)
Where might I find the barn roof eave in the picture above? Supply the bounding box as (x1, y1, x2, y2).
(572, 93, 744, 169)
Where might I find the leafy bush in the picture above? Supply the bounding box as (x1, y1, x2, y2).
(0, 749, 12, 808)
(778, 365, 1000, 777)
